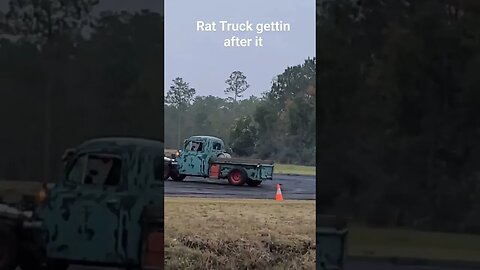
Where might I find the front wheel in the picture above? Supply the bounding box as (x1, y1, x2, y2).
(163, 164, 170, 180)
(44, 260, 69, 270)
(18, 241, 45, 270)
(171, 171, 186, 181)
(0, 224, 18, 270)
(228, 169, 247, 186)
(20, 259, 69, 270)
(246, 179, 262, 187)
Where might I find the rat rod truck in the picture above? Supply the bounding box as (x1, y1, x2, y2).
(164, 136, 274, 186)
(0, 138, 164, 270)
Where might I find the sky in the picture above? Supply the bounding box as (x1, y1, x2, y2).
(165, 0, 315, 98)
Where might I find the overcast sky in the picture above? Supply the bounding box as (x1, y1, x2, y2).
(165, 0, 315, 98)
(1, 0, 315, 98)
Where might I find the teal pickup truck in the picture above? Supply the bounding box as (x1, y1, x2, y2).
(0, 138, 164, 270)
(164, 136, 274, 186)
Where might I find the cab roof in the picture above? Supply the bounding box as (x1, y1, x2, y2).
(77, 137, 164, 152)
(187, 135, 223, 142)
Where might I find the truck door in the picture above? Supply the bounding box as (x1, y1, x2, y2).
(179, 140, 205, 176)
(45, 152, 128, 264)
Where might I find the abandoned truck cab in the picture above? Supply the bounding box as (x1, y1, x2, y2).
(2, 138, 165, 270)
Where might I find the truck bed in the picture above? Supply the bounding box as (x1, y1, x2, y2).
(210, 157, 274, 166)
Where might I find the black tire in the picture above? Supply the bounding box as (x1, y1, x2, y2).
(163, 164, 170, 180)
(0, 223, 18, 270)
(228, 169, 247, 186)
(18, 242, 45, 270)
(171, 171, 186, 181)
(21, 262, 68, 270)
(44, 260, 69, 270)
(246, 179, 262, 187)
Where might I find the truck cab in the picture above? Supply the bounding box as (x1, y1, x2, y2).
(177, 136, 231, 177)
(1, 138, 165, 270)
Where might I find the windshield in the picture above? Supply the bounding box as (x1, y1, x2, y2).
(66, 153, 122, 186)
(185, 140, 204, 152)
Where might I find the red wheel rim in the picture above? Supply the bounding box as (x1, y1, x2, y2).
(230, 170, 241, 183)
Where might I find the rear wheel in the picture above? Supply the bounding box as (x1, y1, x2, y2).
(228, 169, 247, 186)
(246, 179, 262, 187)
(0, 224, 18, 270)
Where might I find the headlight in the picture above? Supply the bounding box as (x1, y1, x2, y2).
(35, 184, 48, 204)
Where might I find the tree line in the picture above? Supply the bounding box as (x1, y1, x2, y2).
(0, 0, 163, 182)
(317, 0, 480, 233)
(165, 58, 316, 166)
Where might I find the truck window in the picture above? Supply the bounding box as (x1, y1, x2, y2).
(84, 154, 122, 186)
(153, 156, 163, 181)
(190, 141, 203, 152)
(212, 142, 222, 150)
(66, 154, 87, 184)
(66, 154, 121, 186)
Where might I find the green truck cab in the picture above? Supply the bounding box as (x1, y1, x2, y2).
(0, 138, 164, 270)
(164, 136, 274, 186)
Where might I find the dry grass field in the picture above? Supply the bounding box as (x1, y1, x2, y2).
(164, 197, 316, 270)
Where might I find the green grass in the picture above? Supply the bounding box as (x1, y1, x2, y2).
(348, 226, 480, 262)
(274, 164, 316, 176)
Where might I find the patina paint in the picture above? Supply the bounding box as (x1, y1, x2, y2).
(176, 136, 274, 181)
(34, 138, 164, 266)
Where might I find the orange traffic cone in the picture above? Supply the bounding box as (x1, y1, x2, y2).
(275, 184, 284, 201)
